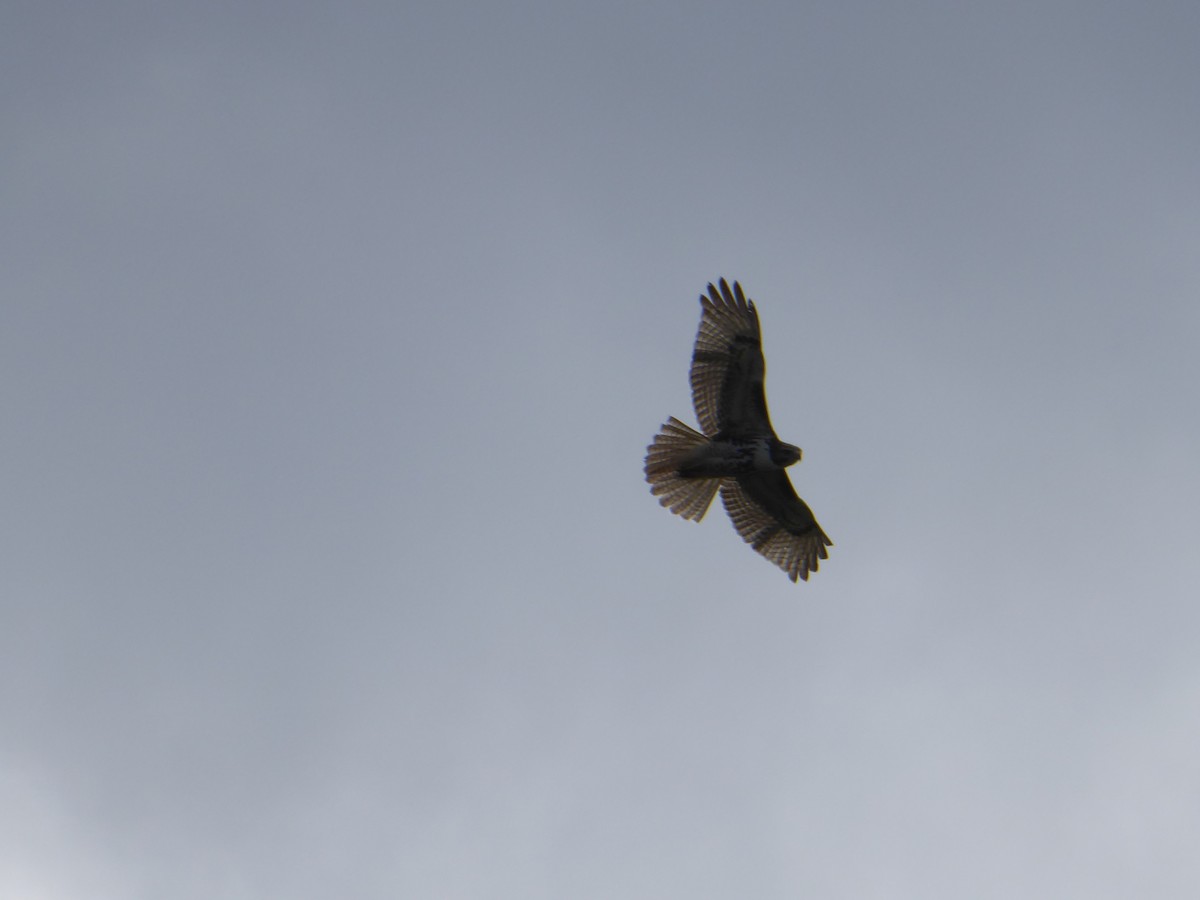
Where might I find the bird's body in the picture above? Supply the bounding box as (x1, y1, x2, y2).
(673, 434, 796, 478)
(644, 279, 831, 582)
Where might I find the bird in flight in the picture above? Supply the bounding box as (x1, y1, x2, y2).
(644, 279, 832, 582)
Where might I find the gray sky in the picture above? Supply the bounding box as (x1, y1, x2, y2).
(4, 1, 1199, 897)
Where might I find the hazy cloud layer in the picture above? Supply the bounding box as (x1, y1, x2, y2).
(4, 2, 1199, 897)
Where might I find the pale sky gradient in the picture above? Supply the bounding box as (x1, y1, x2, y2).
(4, 2, 1200, 898)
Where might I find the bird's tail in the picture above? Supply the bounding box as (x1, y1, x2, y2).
(644, 417, 722, 522)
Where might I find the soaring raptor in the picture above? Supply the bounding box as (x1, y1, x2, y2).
(644, 279, 831, 582)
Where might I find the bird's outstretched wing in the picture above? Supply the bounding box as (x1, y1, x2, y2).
(720, 470, 832, 582)
(689, 279, 774, 438)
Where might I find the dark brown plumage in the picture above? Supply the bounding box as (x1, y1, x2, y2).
(645, 279, 831, 582)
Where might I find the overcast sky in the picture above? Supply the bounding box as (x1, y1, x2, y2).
(4, 2, 1200, 897)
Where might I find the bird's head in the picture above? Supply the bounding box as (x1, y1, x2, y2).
(771, 440, 803, 467)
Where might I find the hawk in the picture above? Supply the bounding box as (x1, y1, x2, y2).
(644, 279, 832, 582)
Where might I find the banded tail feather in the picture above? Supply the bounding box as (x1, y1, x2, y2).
(643, 417, 721, 522)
